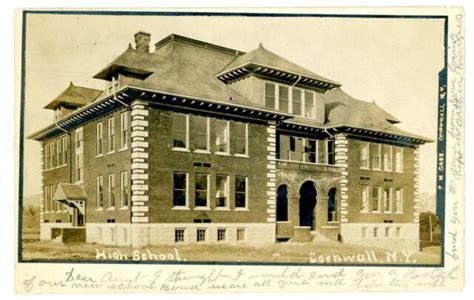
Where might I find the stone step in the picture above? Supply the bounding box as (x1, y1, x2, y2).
(310, 230, 331, 242)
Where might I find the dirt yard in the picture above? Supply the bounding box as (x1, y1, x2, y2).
(21, 240, 441, 265)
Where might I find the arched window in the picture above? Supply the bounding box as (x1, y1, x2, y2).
(328, 188, 337, 222)
(276, 185, 288, 221)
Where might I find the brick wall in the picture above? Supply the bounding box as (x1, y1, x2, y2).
(147, 107, 270, 224)
(82, 107, 132, 224)
(42, 134, 72, 224)
(346, 138, 416, 223)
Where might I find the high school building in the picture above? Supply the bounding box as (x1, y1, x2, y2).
(28, 32, 431, 251)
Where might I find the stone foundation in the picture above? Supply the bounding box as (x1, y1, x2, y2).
(340, 223, 420, 252)
(86, 223, 276, 247)
(40, 222, 73, 241)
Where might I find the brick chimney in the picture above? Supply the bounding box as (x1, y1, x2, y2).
(134, 31, 151, 53)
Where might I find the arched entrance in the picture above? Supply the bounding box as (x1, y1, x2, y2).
(299, 181, 317, 229)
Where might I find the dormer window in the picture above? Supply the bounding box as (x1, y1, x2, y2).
(264, 81, 317, 119)
(107, 75, 120, 94)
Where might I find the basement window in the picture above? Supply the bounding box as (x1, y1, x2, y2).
(237, 228, 246, 241)
(175, 228, 185, 243)
(217, 228, 226, 241)
(197, 228, 206, 242)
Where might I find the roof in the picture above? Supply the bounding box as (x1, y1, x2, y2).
(94, 44, 155, 80)
(31, 33, 431, 145)
(94, 38, 269, 109)
(216, 43, 341, 87)
(44, 82, 102, 110)
(53, 183, 88, 201)
(322, 88, 431, 141)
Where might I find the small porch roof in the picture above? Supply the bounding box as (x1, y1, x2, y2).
(53, 183, 87, 201)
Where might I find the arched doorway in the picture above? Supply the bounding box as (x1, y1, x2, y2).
(327, 188, 337, 222)
(299, 181, 317, 229)
(276, 185, 288, 221)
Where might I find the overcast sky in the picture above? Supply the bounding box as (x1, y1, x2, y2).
(22, 12, 444, 198)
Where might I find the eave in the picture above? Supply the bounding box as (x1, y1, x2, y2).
(278, 121, 433, 146)
(216, 63, 341, 90)
(28, 86, 293, 141)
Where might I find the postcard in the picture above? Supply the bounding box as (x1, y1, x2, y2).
(14, 7, 464, 293)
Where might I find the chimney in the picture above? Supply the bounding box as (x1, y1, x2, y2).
(134, 31, 151, 53)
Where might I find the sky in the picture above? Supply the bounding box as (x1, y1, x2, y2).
(22, 12, 445, 198)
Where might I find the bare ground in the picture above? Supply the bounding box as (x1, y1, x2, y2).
(21, 240, 441, 265)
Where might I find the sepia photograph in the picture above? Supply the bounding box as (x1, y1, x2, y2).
(19, 10, 445, 265)
(13, 7, 465, 293)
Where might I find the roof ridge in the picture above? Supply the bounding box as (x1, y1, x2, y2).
(154, 34, 245, 56)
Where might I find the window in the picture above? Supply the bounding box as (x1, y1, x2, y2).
(96, 122, 103, 156)
(217, 228, 226, 242)
(234, 123, 248, 155)
(361, 185, 369, 212)
(396, 227, 402, 237)
(197, 228, 206, 242)
(107, 117, 115, 153)
(370, 143, 381, 169)
(383, 145, 393, 171)
(172, 114, 188, 149)
(395, 188, 403, 213)
(264, 82, 276, 109)
(120, 112, 128, 149)
(175, 228, 185, 243)
(215, 120, 229, 153)
(50, 141, 56, 168)
(237, 228, 245, 241)
(289, 136, 304, 161)
(373, 227, 379, 237)
(276, 185, 288, 221)
(372, 186, 381, 212)
(277, 134, 290, 160)
(75, 154, 83, 182)
(195, 174, 209, 207)
(384, 187, 392, 212)
(327, 188, 337, 222)
(75, 127, 84, 182)
(304, 139, 317, 163)
(57, 139, 63, 166)
(107, 75, 120, 94)
(361, 227, 367, 238)
(96, 176, 104, 209)
(120, 171, 129, 208)
(44, 143, 50, 170)
(108, 174, 116, 208)
(385, 227, 391, 237)
(44, 186, 49, 211)
(304, 91, 315, 118)
(235, 176, 247, 208)
(360, 142, 369, 169)
(76, 127, 84, 149)
(395, 147, 403, 172)
(278, 86, 289, 113)
(215, 175, 228, 208)
(51, 185, 58, 211)
(292, 88, 302, 116)
(62, 136, 68, 165)
(327, 140, 335, 165)
(173, 172, 187, 207)
(192, 116, 209, 151)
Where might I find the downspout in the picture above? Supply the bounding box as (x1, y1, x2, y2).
(292, 74, 302, 88)
(113, 94, 131, 111)
(324, 128, 334, 140)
